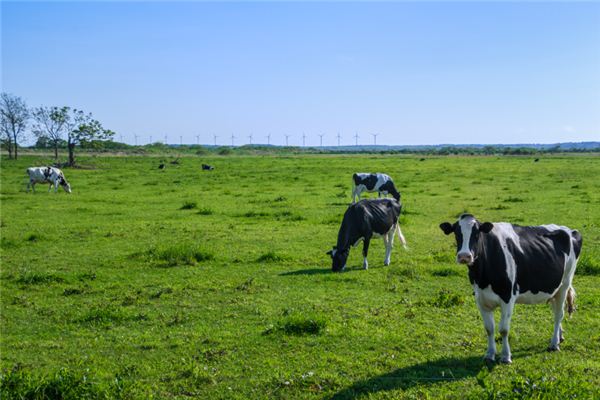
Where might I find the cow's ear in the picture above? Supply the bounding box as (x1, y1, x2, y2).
(439, 222, 454, 235)
(480, 222, 494, 233)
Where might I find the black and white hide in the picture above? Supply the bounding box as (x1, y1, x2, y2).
(328, 199, 407, 272)
(26, 166, 71, 193)
(352, 173, 400, 203)
(440, 214, 582, 364)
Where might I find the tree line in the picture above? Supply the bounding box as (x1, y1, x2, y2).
(0, 93, 114, 165)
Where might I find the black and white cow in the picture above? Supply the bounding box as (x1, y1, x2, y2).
(440, 214, 582, 364)
(202, 164, 214, 171)
(327, 199, 407, 272)
(352, 173, 400, 203)
(26, 166, 72, 193)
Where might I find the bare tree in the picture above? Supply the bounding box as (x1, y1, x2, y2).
(0, 93, 30, 159)
(32, 106, 69, 160)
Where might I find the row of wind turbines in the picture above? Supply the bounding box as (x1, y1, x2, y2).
(123, 133, 381, 147)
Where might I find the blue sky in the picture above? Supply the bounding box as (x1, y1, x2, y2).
(2, 1, 599, 146)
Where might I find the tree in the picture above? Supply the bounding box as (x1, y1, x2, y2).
(32, 106, 115, 165)
(32, 106, 69, 160)
(0, 93, 30, 159)
(64, 109, 114, 166)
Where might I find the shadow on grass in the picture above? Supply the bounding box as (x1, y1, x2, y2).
(330, 356, 491, 400)
(279, 268, 330, 276)
(279, 265, 368, 276)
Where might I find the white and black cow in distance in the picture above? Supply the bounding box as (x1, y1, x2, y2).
(440, 214, 582, 364)
(327, 199, 407, 272)
(352, 173, 400, 204)
(26, 166, 72, 193)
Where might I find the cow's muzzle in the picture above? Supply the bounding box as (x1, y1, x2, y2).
(457, 252, 474, 265)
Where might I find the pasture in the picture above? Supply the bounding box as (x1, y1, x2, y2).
(1, 153, 599, 399)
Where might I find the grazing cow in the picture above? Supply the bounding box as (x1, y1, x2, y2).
(26, 166, 72, 193)
(327, 199, 407, 272)
(440, 214, 582, 364)
(202, 164, 214, 170)
(158, 163, 166, 170)
(352, 173, 400, 203)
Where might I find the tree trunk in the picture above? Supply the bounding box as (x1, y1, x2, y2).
(5, 138, 13, 159)
(53, 141, 59, 160)
(12, 134, 18, 160)
(68, 142, 75, 166)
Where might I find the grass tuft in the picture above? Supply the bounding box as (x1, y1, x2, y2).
(265, 313, 327, 336)
(76, 306, 127, 325)
(180, 201, 198, 210)
(15, 269, 64, 285)
(577, 254, 600, 276)
(431, 289, 465, 308)
(25, 233, 41, 242)
(146, 244, 214, 267)
(256, 251, 284, 263)
(196, 207, 214, 215)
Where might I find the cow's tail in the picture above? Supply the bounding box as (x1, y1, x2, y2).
(395, 223, 407, 250)
(351, 174, 358, 203)
(566, 286, 576, 317)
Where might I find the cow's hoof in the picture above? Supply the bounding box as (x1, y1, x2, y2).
(483, 356, 495, 365)
(384, 261, 390, 266)
(499, 357, 512, 365)
(483, 353, 495, 362)
(547, 345, 560, 352)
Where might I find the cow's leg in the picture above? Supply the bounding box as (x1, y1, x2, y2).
(384, 229, 394, 266)
(27, 180, 32, 193)
(478, 303, 496, 362)
(362, 238, 371, 269)
(549, 288, 568, 351)
(498, 301, 515, 364)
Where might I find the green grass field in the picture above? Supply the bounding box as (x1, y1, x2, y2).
(1, 154, 599, 399)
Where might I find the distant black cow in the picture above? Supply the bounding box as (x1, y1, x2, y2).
(352, 173, 400, 203)
(327, 199, 407, 272)
(202, 164, 214, 171)
(158, 163, 166, 170)
(534, 158, 540, 162)
(440, 214, 582, 364)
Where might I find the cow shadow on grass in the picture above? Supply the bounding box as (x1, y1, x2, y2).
(329, 356, 492, 400)
(279, 265, 367, 276)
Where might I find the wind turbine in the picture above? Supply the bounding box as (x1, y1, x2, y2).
(302, 132, 306, 147)
(371, 133, 379, 146)
(149, 135, 152, 144)
(231, 134, 236, 146)
(336, 132, 341, 146)
(180, 136, 183, 145)
(285, 134, 291, 146)
(164, 135, 168, 144)
(248, 133, 253, 145)
(318, 133, 325, 147)
(213, 134, 218, 146)
(196, 135, 200, 145)
(353, 133, 359, 146)
(266, 133, 271, 145)
(134, 134, 138, 146)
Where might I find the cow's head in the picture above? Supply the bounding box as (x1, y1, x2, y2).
(60, 176, 72, 193)
(326, 246, 349, 272)
(439, 214, 493, 265)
